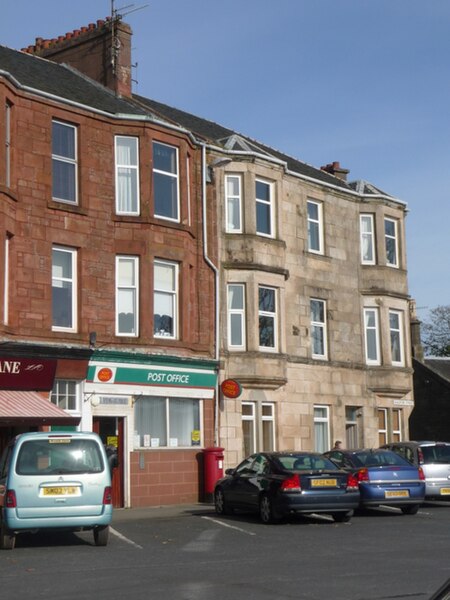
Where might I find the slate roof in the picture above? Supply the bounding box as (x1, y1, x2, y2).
(133, 95, 356, 192)
(0, 45, 146, 116)
(423, 358, 450, 383)
(0, 44, 398, 199)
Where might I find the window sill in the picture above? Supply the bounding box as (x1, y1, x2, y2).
(47, 200, 88, 216)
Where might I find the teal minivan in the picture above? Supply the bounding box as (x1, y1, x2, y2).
(0, 431, 113, 549)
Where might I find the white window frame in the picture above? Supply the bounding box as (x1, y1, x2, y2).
(154, 259, 178, 339)
(52, 120, 78, 205)
(363, 307, 381, 365)
(360, 214, 376, 265)
(389, 309, 404, 366)
(225, 174, 243, 233)
(115, 136, 140, 215)
(310, 298, 328, 360)
(51, 379, 81, 414)
(258, 285, 278, 352)
(153, 141, 180, 222)
(5, 101, 11, 188)
(307, 199, 324, 254)
(115, 256, 139, 337)
(255, 178, 274, 238)
(227, 283, 246, 350)
(52, 246, 77, 332)
(384, 217, 399, 268)
(314, 405, 330, 453)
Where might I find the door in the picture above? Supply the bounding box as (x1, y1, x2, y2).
(93, 416, 124, 508)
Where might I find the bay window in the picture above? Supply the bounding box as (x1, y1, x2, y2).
(116, 256, 139, 336)
(52, 120, 77, 204)
(360, 214, 375, 264)
(153, 142, 179, 221)
(227, 284, 246, 349)
(258, 286, 277, 350)
(255, 179, 274, 237)
(364, 308, 381, 365)
(154, 260, 178, 339)
(115, 136, 139, 215)
(225, 175, 242, 233)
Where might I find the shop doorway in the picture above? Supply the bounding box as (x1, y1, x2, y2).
(93, 416, 124, 508)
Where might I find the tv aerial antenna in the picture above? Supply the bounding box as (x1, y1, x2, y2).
(110, 1, 149, 79)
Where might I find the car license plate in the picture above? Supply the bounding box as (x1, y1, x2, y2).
(311, 479, 337, 487)
(43, 486, 77, 496)
(385, 489, 409, 498)
(440, 488, 450, 495)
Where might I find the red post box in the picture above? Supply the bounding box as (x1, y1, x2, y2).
(203, 446, 224, 502)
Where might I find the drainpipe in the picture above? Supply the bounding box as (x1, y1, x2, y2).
(201, 144, 220, 446)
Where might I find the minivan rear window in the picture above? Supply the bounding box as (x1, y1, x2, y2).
(16, 438, 105, 475)
(422, 445, 450, 464)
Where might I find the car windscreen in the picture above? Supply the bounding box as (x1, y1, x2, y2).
(421, 445, 450, 464)
(277, 454, 338, 471)
(16, 438, 105, 475)
(353, 451, 410, 467)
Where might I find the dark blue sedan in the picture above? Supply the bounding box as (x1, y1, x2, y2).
(324, 448, 426, 514)
(214, 452, 360, 524)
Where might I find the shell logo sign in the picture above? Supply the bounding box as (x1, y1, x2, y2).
(94, 367, 116, 383)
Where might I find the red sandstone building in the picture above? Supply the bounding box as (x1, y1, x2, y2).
(0, 19, 218, 507)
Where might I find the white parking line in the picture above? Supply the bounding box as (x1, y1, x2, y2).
(110, 526, 143, 549)
(202, 515, 256, 536)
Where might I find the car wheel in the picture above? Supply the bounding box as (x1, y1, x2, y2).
(331, 511, 352, 523)
(0, 520, 15, 550)
(401, 504, 419, 515)
(93, 525, 110, 546)
(259, 494, 281, 524)
(214, 488, 233, 516)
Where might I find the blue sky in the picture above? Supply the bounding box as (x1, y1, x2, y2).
(2, 0, 449, 319)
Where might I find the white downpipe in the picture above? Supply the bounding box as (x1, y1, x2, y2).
(201, 144, 220, 446)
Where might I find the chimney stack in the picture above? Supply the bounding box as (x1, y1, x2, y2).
(21, 17, 133, 98)
(320, 161, 350, 182)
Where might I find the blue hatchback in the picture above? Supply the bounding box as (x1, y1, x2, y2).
(324, 448, 426, 514)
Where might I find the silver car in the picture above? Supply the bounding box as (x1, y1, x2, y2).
(381, 441, 450, 500)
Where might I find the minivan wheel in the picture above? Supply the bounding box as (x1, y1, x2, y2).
(259, 494, 281, 524)
(93, 525, 110, 546)
(401, 504, 419, 515)
(0, 521, 16, 550)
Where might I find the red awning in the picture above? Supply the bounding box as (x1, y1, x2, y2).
(0, 391, 80, 426)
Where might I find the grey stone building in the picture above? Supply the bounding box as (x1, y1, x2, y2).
(135, 98, 413, 467)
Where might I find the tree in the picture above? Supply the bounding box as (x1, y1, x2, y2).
(421, 305, 450, 357)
